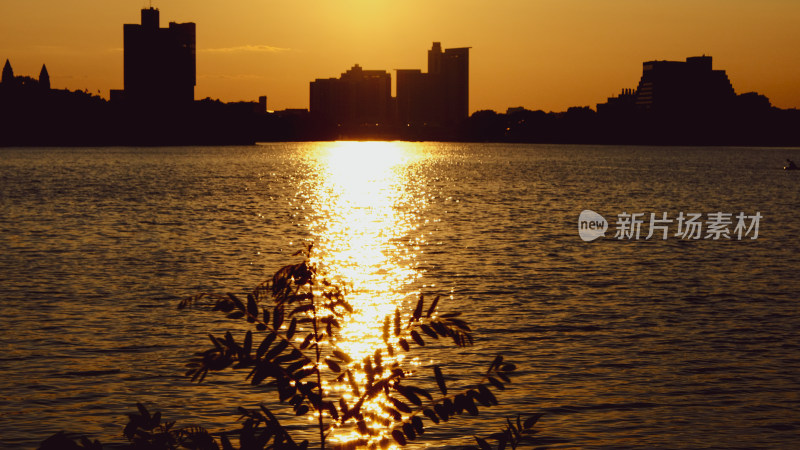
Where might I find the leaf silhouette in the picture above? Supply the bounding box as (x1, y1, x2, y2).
(474, 436, 493, 450)
(299, 333, 314, 350)
(272, 304, 284, 330)
(256, 332, 277, 359)
(383, 316, 390, 343)
(523, 413, 544, 430)
(389, 396, 412, 414)
(391, 429, 407, 446)
(423, 408, 440, 424)
(324, 358, 342, 373)
(286, 317, 297, 340)
(410, 330, 425, 347)
(420, 324, 438, 339)
(426, 295, 440, 318)
(399, 338, 410, 351)
(346, 370, 360, 397)
(332, 349, 352, 364)
(434, 365, 447, 395)
(227, 293, 245, 312)
(402, 422, 416, 441)
(412, 295, 424, 322)
(263, 340, 288, 362)
(488, 376, 505, 390)
(246, 293, 257, 322)
(227, 311, 245, 320)
(394, 385, 422, 406)
(434, 403, 450, 421)
(242, 331, 252, 358)
(411, 416, 424, 435)
(394, 309, 401, 337)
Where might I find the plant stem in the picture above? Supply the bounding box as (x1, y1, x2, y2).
(310, 285, 326, 450)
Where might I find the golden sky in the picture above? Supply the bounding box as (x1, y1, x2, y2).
(1, 0, 798, 112)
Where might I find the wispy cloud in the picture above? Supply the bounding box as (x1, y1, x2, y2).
(201, 45, 289, 53)
(24, 45, 122, 55)
(198, 74, 267, 80)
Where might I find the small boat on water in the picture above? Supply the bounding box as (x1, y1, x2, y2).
(785, 159, 799, 170)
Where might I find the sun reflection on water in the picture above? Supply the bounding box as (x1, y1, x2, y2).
(301, 141, 428, 445)
(306, 141, 425, 357)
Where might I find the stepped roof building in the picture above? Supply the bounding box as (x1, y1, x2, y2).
(598, 55, 736, 116)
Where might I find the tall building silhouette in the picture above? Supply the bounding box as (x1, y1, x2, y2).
(310, 64, 392, 127)
(121, 8, 195, 107)
(397, 42, 469, 127)
(310, 42, 469, 133)
(431, 43, 470, 125)
(395, 68, 430, 126)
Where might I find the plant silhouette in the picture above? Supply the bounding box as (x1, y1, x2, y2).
(40, 245, 541, 450)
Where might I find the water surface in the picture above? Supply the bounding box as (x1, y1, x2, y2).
(1, 143, 799, 448)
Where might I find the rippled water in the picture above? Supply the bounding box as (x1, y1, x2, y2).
(1, 143, 799, 449)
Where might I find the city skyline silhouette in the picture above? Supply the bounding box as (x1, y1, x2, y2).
(2, 5, 799, 146)
(1, 1, 798, 113)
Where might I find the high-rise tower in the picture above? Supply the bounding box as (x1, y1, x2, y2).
(440, 46, 470, 125)
(123, 8, 196, 107)
(396, 42, 470, 127)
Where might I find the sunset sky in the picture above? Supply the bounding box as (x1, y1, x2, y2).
(1, 0, 798, 112)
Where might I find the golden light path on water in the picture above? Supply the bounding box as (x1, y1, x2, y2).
(302, 141, 429, 445)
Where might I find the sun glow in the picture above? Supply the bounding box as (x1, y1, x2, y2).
(306, 141, 424, 357)
(300, 141, 427, 445)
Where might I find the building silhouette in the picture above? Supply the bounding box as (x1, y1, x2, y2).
(1, 59, 51, 91)
(310, 64, 392, 127)
(114, 7, 196, 107)
(598, 55, 735, 116)
(431, 43, 470, 125)
(2, 59, 14, 85)
(395, 68, 428, 126)
(38, 64, 50, 90)
(1, 59, 116, 146)
(636, 56, 735, 113)
(396, 42, 470, 127)
(595, 88, 637, 117)
(590, 55, 799, 145)
(309, 42, 469, 135)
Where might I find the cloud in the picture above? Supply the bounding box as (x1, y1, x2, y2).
(198, 74, 266, 80)
(201, 45, 289, 53)
(24, 45, 122, 56)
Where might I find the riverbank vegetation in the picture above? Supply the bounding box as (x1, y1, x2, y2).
(40, 246, 541, 449)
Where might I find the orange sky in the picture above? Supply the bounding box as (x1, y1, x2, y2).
(1, 0, 798, 112)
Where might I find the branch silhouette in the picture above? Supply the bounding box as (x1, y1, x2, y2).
(40, 244, 543, 449)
